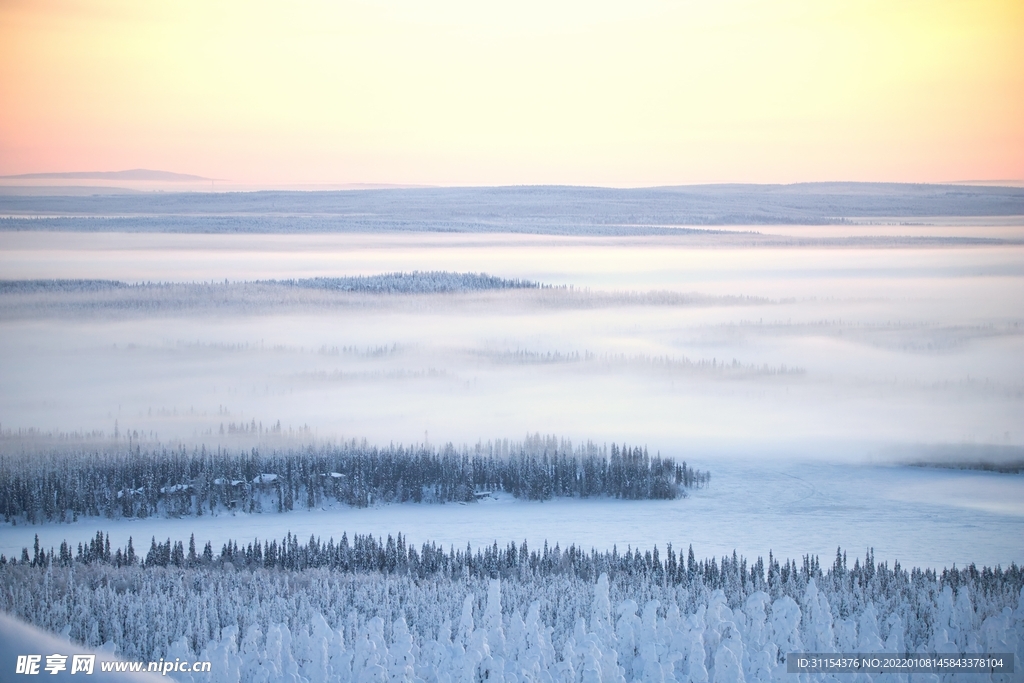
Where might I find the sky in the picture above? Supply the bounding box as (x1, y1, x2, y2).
(0, 0, 1022, 187)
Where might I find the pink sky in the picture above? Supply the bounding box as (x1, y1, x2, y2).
(1, 0, 1022, 187)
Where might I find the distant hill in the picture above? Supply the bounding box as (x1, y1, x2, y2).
(0, 168, 210, 182)
(0, 183, 1021, 234)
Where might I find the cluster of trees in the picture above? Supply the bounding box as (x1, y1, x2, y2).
(0, 279, 128, 294)
(0, 272, 539, 298)
(0, 438, 709, 522)
(493, 350, 803, 377)
(0, 272, 550, 320)
(0, 275, 789, 324)
(274, 272, 541, 294)
(2, 536, 1021, 682)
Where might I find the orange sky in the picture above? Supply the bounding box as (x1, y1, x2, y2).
(1, 0, 1021, 187)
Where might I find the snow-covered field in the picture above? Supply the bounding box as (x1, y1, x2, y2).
(2, 459, 1021, 570)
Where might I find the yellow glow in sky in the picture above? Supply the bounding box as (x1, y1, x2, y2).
(0, 0, 1021, 186)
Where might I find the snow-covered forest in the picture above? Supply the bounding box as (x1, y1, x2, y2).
(0, 275, 775, 320)
(0, 272, 541, 297)
(1, 533, 1021, 682)
(274, 273, 541, 294)
(0, 438, 709, 523)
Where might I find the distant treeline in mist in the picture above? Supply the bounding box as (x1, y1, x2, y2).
(913, 460, 1024, 474)
(0, 271, 539, 296)
(903, 443, 1024, 474)
(266, 272, 541, 293)
(0, 276, 774, 319)
(0, 279, 131, 294)
(0, 437, 709, 522)
(0, 273, 551, 317)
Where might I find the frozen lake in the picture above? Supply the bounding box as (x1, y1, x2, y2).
(2, 459, 1021, 570)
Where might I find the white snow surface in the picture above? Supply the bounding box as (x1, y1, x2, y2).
(3, 459, 1021, 569)
(7, 573, 1022, 683)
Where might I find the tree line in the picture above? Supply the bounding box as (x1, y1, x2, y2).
(14, 528, 1021, 611)
(0, 437, 710, 522)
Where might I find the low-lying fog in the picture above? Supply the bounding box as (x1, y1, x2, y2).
(1, 231, 1021, 457)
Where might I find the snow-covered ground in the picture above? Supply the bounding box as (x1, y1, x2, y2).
(3, 459, 1021, 570)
